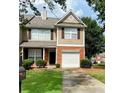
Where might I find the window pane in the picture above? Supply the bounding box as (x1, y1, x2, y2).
(28, 49, 34, 57)
(72, 34, 77, 39)
(36, 49, 42, 57)
(64, 28, 77, 39)
(36, 57, 42, 61)
(31, 29, 51, 40)
(28, 49, 42, 61)
(65, 33, 71, 39)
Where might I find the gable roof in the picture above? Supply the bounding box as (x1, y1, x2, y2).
(55, 10, 87, 27)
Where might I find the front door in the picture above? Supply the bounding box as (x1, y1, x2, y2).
(49, 51, 56, 65)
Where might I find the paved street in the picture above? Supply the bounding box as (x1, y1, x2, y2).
(63, 69, 104, 93)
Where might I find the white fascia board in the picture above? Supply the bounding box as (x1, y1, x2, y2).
(55, 10, 71, 25)
(83, 30, 85, 46)
(56, 28, 59, 45)
(55, 10, 87, 27)
(57, 44, 85, 47)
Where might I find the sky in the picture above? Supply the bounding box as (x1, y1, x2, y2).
(27, 0, 98, 20)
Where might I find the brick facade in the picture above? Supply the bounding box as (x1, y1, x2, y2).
(56, 46, 85, 64)
(45, 49, 49, 64)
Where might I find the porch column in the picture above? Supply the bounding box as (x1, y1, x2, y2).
(21, 48, 24, 61)
(43, 48, 45, 60)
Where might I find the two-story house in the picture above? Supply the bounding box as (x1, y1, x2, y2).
(20, 8, 87, 68)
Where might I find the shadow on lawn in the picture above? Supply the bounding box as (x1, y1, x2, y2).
(22, 70, 62, 93)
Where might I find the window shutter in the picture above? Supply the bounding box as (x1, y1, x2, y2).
(77, 28, 80, 39)
(51, 29, 53, 40)
(62, 28, 64, 39)
(29, 29, 31, 39)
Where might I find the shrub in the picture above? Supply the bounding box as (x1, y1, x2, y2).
(80, 58, 92, 68)
(36, 60, 46, 68)
(22, 59, 32, 70)
(93, 63, 105, 69)
(100, 61, 105, 63)
(98, 63, 105, 66)
(56, 64, 60, 68)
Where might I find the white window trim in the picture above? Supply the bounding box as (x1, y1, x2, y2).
(43, 48, 45, 60)
(64, 28, 78, 39)
(31, 29, 51, 41)
(28, 49, 42, 62)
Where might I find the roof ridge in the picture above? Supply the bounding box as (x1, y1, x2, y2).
(24, 15, 59, 19)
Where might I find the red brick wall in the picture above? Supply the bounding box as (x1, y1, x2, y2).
(57, 46, 85, 64)
(45, 49, 49, 64)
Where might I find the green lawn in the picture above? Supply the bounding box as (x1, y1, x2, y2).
(81, 68, 105, 83)
(88, 71, 105, 83)
(22, 69, 62, 93)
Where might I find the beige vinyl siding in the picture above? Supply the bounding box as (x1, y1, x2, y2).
(63, 15, 79, 23)
(22, 30, 28, 41)
(53, 29, 57, 40)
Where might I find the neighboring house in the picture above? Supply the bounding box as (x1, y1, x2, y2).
(20, 8, 87, 68)
(96, 53, 105, 63)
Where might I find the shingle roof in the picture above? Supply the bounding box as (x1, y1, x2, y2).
(24, 11, 86, 28)
(25, 15, 59, 29)
(20, 41, 56, 48)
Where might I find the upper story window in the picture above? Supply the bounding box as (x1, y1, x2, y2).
(64, 28, 78, 39)
(31, 29, 51, 40)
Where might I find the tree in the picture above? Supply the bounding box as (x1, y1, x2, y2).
(19, 0, 40, 25)
(82, 17, 105, 59)
(19, 0, 66, 26)
(86, 0, 105, 27)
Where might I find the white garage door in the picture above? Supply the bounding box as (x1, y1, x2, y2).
(62, 52, 80, 68)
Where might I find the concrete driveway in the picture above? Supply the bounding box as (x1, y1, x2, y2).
(63, 69, 104, 93)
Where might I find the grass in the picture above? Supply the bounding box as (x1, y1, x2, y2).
(22, 69, 62, 93)
(81, 68, 105, 83)
(92, 63, 105, 69)
(88, 71, 105, 83)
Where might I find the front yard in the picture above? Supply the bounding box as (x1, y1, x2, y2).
(22, 69, 62, 93)
(22, 68, 104, 93)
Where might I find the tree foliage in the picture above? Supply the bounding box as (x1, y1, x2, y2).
(82, 17, 105, 58)
(19, 0, 105, 26)
(53, 0, 66, 10)
(19, 0, 41, 25)
(19, 0, 66, 26)
(86, 0, 105, 26)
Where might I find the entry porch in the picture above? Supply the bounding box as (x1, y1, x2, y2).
(20, 48, 56, 67)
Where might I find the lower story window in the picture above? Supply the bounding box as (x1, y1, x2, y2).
(28, 49, 42, 62)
